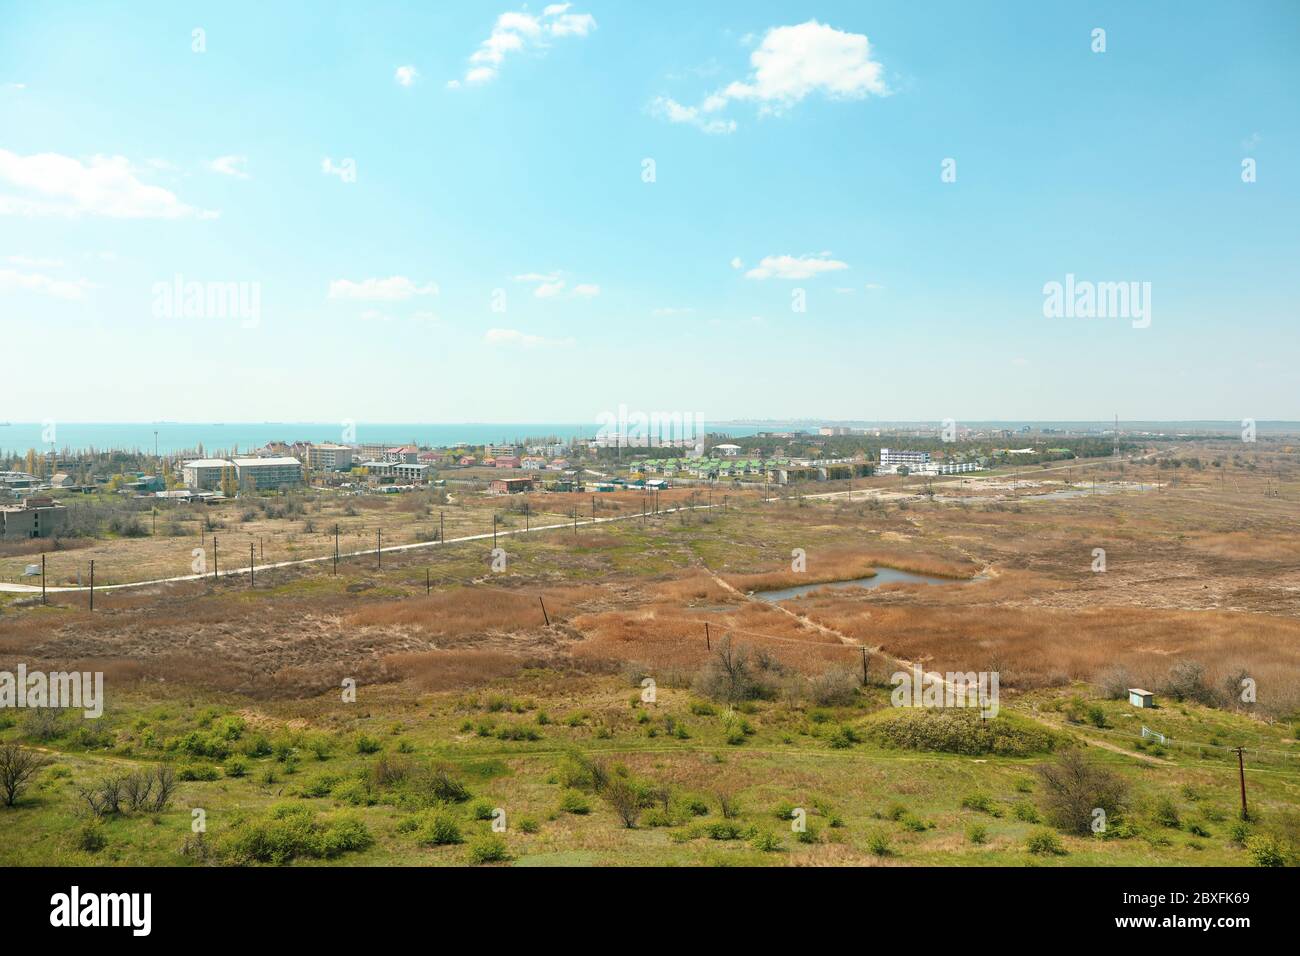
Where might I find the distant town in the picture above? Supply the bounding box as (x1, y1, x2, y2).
(0, 420, 1144, 541)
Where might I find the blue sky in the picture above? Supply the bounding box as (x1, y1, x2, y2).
(1, 0, 1297, 424)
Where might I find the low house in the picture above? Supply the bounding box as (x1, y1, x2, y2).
(494, 456, 521, 469)
(458, 456, 477, 466)
(489, 477, 534, 495)
(1128, 688, 1154, 709)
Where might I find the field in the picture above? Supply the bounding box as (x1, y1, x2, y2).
(2, 441, 1298, 866)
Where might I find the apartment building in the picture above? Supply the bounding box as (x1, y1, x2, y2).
(305, 443, 354, 471)
(231, 457, 303, 490)
(182, 458, 233, 491)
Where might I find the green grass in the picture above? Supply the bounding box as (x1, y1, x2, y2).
(2, 675, 1295, 867)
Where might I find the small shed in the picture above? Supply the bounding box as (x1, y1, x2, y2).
(1128, 688, 1154, 709)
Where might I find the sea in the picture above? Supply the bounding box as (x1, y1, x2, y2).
(0, 421, 1292, 456)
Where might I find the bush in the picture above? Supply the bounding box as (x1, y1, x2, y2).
(1152, 797, 1181, 829)
(76, 817, 108, 853)
(466, 834, 510, 864)
(177, 764, 220, 782)
(1025, 828, 1066, 856)
(866, 710, 1059, 756)
(1245, 834, 1286, 867)
(355, 734, 382, 755)
(692, 637, 780, 704)
(1036, 750, 1129, 835)
(966, 823, 988, 845)
(809, 667, 860, 706)
(1095, 665, 1133, 700)
(603, 777, 642, 828)
(750, 830, 783, 852)
(867, 830, 893, 856)
(961, 792, 996, 814)
(418, 811, 463, 846)
(224, 757, 249, 778)
(556, 752, 608, 793)
(559, 790, 591, 815)
(1163, 660, 1214, 705)
(216, 804, 373, 864)
(0, 742, 52, 807)
(1013, 801, 1041, 824)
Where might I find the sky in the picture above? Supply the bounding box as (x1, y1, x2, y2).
(1, 0, 1297, 425)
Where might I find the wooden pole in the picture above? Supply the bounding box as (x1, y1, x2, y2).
(89, 560, 94, 611)
(705, 622, 710, 650)
(41, 553, 46, 605)
(250, 543, 255, 587)
(213, 536, 218, 580)
(1233, 747, 1248, 820)
(334, 525, 339, 574)
(377, 529, 382, 569)
(426, 568, 431, 594)
(539, 596, 550, 626)
(861, 647, 869, 686)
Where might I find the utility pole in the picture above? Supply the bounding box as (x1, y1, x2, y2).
(334, 524, 339, 574)
(213, 536, 218, 580)
(1232, 746, 1248, 820)
(41, 553, 46, 605)
(249, 544, 255, 587)
(705, 622, 710, 650)
(89, 560, 94, 611)
(377, 529, 382, 569)
(426, 568, 431, 594)
(492, 514, 498, 550)
(539, 596, 550, 626)
(861, 647, 869, 686)
(440, 510, 444, 544)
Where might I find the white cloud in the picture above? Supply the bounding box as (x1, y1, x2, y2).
(0, 149, 215, 219)
(0, 268, 93, 300)
(729, 257, 744, 270)
(745, 253, 849, 280)
(328, 276, 439, 301)
(452, 5, 596, 86)
(649, 96, 737, 134)
(6, 255, 63, 268)
(359, 309, 392, 322)
(864, 282, 884, 290)
(652, 20, 887, 132)
(395, 65, 419, 86)
(209, 155, 250, 179)
(513, 271, 598, 298)
(485, 327, 574, 348)
(4, 82, 26, 91)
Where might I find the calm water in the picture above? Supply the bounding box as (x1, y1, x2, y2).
(754, 567, 966, 602)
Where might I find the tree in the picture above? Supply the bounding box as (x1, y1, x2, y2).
(0, 743, 51, 807)
(1036, 749, 1128, 835)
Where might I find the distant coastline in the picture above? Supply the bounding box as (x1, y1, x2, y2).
(1, 420, 1297, 456)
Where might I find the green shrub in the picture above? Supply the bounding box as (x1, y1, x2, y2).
(224, 757, 248, 778)
(867, 830, 893, 856)
(177, 764, 219, 782)
(967, 823, 988, 845)
(1245, 835, 1286, 867)
(705, 821, 745, 840)
(355, 734, 382, 755)
(866, 710, 1059, 756)
(1012, 801, 1041, 824)
(518, 817, 541, 834)
(1152, 797, 1181, 829)
(418, 811, 463, 846)
(1026, 828, 1066, 856)
(216, 804, 372, 864)
(559, 790, 591, 815)
(76, 817, 107, 853)
(750, 830, 783, 852)
(466, 834, 510, 864)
